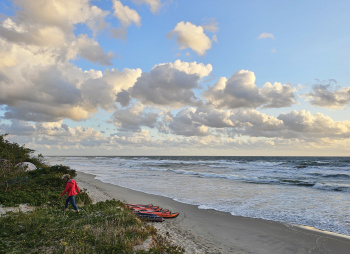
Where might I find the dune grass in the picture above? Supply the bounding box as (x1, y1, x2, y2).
(0, 199, 184, 253)
(0, 134, 184, 253)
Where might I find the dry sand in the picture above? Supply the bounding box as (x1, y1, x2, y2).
(75, 172, 350, 254)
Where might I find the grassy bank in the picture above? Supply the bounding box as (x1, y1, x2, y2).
(0, 135, 184, 253)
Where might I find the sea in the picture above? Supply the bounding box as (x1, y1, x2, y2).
(46, 156, 350, 237)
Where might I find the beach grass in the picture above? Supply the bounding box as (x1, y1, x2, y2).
(0, 199, 183, 253)
(0, 134, 184, 253)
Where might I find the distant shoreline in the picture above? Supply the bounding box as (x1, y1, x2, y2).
(75, 171, 350, 254)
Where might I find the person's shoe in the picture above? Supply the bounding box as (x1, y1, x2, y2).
(76, 210, 79, 213)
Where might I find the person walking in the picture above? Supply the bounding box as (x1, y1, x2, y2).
(61, 174, 81, 212)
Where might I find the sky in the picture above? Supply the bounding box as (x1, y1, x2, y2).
(0, 0, 350, 156)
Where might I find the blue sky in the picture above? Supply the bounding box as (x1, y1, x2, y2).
(0, 0, 350, 156)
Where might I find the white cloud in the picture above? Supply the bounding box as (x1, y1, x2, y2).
(0, 1, 113, 65)
(0, 18, 67, 47)
(260, 82, 297, 108)
(2, 18, 27, 33)
(229, 109, 284, 137)
(113, 0, 141, 27)
(112, 104, 158, 131)
(166, 107, 284, 138)
(0, 49, 141, 121)
(303, 82, 350, 109)
(162, 106, 350, 141)
(204, 70, 297, 109)
(167, 21, 212, 56)
(155, 59, 212, 78)
(122, 60, 212, 107)
(2, 108, 350, 155)
(278, 110, 350, 138)
(0, 0, 144, 122)
(131, 0, 162, 13)
(4, 0, 109, 35)
(258, 32, 275, 39)
(76, 35, 114, 65)
(168, 107, 210, 136)
(104, 68, 143, 93)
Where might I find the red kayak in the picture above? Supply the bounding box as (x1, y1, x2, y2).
(136, 210, 179, 218)
(128, 206, 163, 212)
(127, 203, 180, 218)
(127, 204, 160, 210)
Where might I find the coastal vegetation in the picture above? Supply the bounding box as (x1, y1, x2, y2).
(0, 134, 184, 253)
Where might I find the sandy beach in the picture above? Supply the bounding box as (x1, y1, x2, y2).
(75, 171, 350, 254)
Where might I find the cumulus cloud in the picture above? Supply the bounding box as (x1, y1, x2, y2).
(80, 79, 117, 112)
(155, 59, 212, 78)
(112, 104, 158, 131)
(0, 54, 141, 121)
(116, 90, 132, 107)
(131, 0, 162, 13)
(0, 18, 67, 46)
(120, 60, 212, 108)
(0, 0, 114, 64)
(165, 107, 284, 138)
(0, 0, 109, 43)
(0, 64, 87, 122)
(130, 67, 201, 107)
(258, 32, 275, 39)
(229, 109, 284, 137)
(162, 106, 350, 142)
(278, 110, 350, 139)
(113, 0, 141, 27)
(76, 35, 114, 65)
(167, 21, 212, 56)
(260, 82, 297, 108)
(167, 107, 210, 136)
(103, 68, 142, 92)
(13, 0, 108, 30)
(1, 119, 159, 153)
(2, 108, 350, 155)
(204, 70, 297, 109)
(0, 0, 145, 122)
(303, 82, 350, 109)
(0, 119, 36, 136)
(0, 120, 109, 147)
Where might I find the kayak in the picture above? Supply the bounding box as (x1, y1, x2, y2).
(136, 210, 180, 218)
(127, 204, 160, 210)
(128, 203, 180, 218)
(129, 206, 163, 212)
(137, 213, 164, 222)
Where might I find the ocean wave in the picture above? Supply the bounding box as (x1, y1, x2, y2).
(312, 183, 350, 192)
(322, 173, 350, 178)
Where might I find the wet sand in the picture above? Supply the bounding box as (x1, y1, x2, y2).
(75, 171, 350, 254)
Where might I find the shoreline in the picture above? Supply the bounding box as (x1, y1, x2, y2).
(75, 171, 350, 254)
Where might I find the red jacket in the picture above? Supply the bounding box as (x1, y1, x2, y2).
(61, 179, 81, 197)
